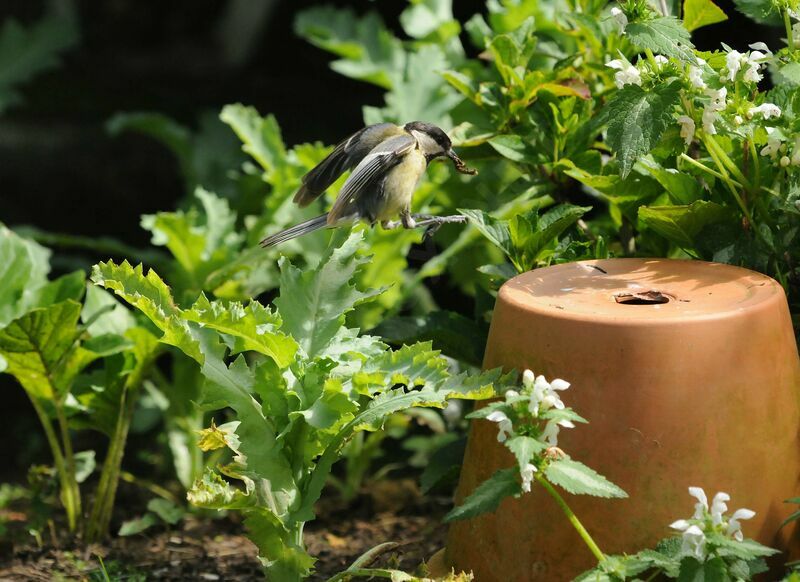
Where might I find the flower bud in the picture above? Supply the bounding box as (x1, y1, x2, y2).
(781, 156, 791, 167)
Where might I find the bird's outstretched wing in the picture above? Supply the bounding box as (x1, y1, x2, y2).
(293, 122, 401, 207)
(327, 134, 416, 224)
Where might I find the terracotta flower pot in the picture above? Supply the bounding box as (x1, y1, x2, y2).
(446, 259, 800, 581)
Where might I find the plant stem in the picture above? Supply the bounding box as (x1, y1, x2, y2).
(29, 397, 79, 532)
(785, 9, 796, 52)
(679, 154, 742, 187)
(55, 405, 82, 534)
(535, 474, 605, 563)
(704, 135, 752, 191)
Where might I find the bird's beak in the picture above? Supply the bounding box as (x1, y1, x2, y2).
(446, 149, 478, 175)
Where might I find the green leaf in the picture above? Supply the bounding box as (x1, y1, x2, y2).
(625, 18, 696, 64)
(0, 224, 51, 328)
(458, 209, 513, 256)
(400, 0, 458, 39)
(0, 7, 79, 113)
(443, 468, 521, 522)
(605, 82, 682, 178)
(74, 450, 96, 484)
(90, 260, 202, 363)
(183, 294, 297, 368)
(353, 341, 450, 395)
(544, 459, 628, 498)
(294, 7, 402, 89)
(275, 230, 377, 359)
(638, 201, 734, 248)
(118, 513, 159, 536)
(776, 62, 800, 86)
(732, 0, 782, 25)
(243, 512, 316, 581)
(0, 301, 93, 401)
(81, 285, 136, 337)
(683, 0, 727, 31)
(507, 436, 546, 472)
(220, 104, 287, 174)
(638, 157, 703, 204)
(488, 134, 532, 163)
(147, 498, 183, 525)
(106, 112, 191, 164)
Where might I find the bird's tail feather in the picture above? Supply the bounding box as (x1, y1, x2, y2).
(260, 214, 329, 247)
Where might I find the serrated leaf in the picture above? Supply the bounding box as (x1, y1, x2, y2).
(444, 468, 521, 522)
(353, 341, 450, 394)
(90, 260, 202, 363)
(545, 459, 628, 498)
(606, 82, 682, 178)
(507, 436, 546, 471)
(625, 18, 696, 64)
(458, 209, 513, 256)
(183, 294, 297, 367)
(638, 201, 734, 248)
(294, 7, 402, 90)
(683, 0, 727, 31)
(220, 104, 287, 174)
(0, 224, 51, 328)
(275, 230, 377, 359)
(776, 62, 800, 86)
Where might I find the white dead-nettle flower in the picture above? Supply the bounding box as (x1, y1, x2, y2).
(734, 115, 743, 125)
(726, 50, 743, 81)
(486, 410, 513, 443)
(610, 6, 628, 33)
(688, 59, 707, 89)
(521, 463, 538, 493)
(791, 137, 800, 166)
(505, 389, 520, 399)
(744, 51, 767, 83)
(540, 418, 575, 446)
(670, 521, 708, 560)
(760, 129, 784, 158)
(522, 369, 535, 388)
(677, 115, 696, 145)
(702, 87, 727, 134)
(781, 156, 791, 167)
(653, 55, 669, 66)
(748, 103, 781, 119)
(606, 59, 641, 88)
(528, 375, 570, 416)
(726, 508, 756, 541)
(749, 42, 772, 56)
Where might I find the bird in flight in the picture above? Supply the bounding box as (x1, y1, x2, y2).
(260, 121, 477, 247)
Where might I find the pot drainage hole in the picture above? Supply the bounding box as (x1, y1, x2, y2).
(614, 290, 671, 305)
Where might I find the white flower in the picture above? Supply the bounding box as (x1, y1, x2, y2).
(688, 62, 706, 90)
(734, 115, 743, 125)
(682, 525, 707, 559)
(781, 156, 791, 167)
(606, 59, 641, 88)
(505, 389, 520, 399)
(702, 87, 727, 134)
(486, 410, 513, 443)
(726, 50, 743, 81)
(528, 375, 569, 416)
(748, 103, 781, 119)
(677, 115, 695, 145)
(791, 137, 800, 166)
(653, 55, 669, 66)
(726, 508, 756, 541)
(688, 486, 709, 519)
(610, 6, 628, 33)
(522, 369, 535, 388)
(710, 491, 730, 525)
(748, 42, 772, 56)
(760, 130, 783, 158)
(541, 418, 575, 446)
(521, 463, 537, 493)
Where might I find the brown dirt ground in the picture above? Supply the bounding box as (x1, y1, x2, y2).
(0, 479, 451, 581)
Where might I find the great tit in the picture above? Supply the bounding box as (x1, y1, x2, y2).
(260, 121, 476, 247)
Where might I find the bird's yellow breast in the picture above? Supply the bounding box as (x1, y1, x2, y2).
(377, 149, 427, 221)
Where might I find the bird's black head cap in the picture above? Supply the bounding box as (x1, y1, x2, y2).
(404, 121, 452, 151)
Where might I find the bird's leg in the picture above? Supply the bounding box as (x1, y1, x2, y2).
(409, 213, 468, 240)
(400, 209, 416, 229)
(381, 219, 401, 230)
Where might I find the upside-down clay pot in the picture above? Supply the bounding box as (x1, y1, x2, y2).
(446, 259, 800, 581)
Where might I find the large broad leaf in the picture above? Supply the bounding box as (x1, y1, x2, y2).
(605, 82, 682, 178)
(294, 7, 402, 90)
(638, 201, 734, 248)
(91, 260, 202, 362)
(183, 294, 297, 367)
(0, 301, 95, 401)
(0, 7, 78, 113)
(0, 224, 50, 327)
(443, 468, 522, 522)
(275, 230, 378, 359)
(732, 0, 782, 25)
(352, 341, 450, 394)
(625, 18, 696, 64)
(683, 0, 727, 32)
(545, 459, 628, 498)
